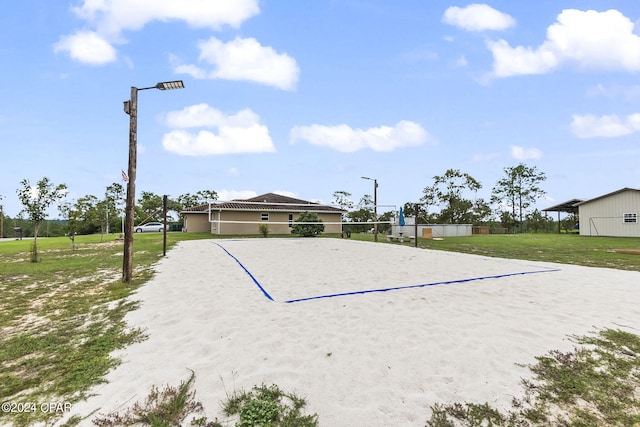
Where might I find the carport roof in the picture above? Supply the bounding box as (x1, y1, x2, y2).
(542, 199, 583, 214)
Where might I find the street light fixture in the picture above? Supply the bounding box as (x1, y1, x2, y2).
(156, 81, 185, 90)
(361, 176, 378, 242)
(122, 80, 184, 283)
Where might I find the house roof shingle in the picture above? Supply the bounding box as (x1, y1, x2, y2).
(182, 193, 345, 214)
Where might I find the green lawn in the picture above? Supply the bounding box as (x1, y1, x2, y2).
(349, 232, 640, 272)
(0, 232, 211, 426)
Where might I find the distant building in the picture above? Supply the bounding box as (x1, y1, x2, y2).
(181, 193, 345, 235)
(575, 188, 640, 237)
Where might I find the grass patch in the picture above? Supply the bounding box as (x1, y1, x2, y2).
(0, 232, 211, 426)
(347, 233, 640, 272)
(426, 328, 640, 426)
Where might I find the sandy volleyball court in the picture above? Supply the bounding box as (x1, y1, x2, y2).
(57, 238, 640, 426)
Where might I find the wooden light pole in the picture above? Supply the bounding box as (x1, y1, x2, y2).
(122, 81, 184, 283)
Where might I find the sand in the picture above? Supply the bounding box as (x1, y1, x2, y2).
(55, 238, 640, 426)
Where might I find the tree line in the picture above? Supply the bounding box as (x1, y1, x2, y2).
(333, 163, 558, 234)
(0, 179, 218, 241)
(0, 163, 567, 248)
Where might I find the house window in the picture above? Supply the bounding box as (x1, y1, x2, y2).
(623, 213, 637, 223)
(288, 213, 293, 227)
(261, 212, 269, 221)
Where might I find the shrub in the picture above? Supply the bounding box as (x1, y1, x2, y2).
(291, 211, 324, 237)
(258, 224, 269, 238)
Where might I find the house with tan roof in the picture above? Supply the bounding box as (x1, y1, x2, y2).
(181, 193, 346, 235)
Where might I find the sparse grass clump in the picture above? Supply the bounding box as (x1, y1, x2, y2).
(92, 372, 318, 427)
(93, 370, 220, 427)
(425, 328, 640, 427)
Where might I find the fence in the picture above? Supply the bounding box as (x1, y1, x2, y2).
(391, 224, 472, 238)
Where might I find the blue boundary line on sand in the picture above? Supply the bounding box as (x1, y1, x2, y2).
(213, 242, 274, 301)
(212, 240, 560, 304)
(283, 268, 561, 303)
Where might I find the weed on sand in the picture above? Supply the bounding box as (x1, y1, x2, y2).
(426, 328, 640, 426)
(93, 370, 319, 427)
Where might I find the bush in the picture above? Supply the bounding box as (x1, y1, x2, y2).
(291, 212, 324, 237)
(258, 224, 269, 238)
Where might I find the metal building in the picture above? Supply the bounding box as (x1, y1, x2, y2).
(576, 188, 640, 237)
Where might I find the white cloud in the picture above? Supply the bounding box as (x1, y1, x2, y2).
(511, 145, 542, 160)
(172, 64, 207, 79)
(162, 103, 275, 156)
(162, 128, 274, 156)
(570, 113, 640, 138)
(72, 0, 259, 36)
(174, 37, 299, 91)
(53, 31, 117, 65)
(165, 103, 260, 128)
(488, 9, 640, 78)
(443, 4, 516, 32)
(57, 0, 259, 64)
(487, 39, 558, 77)
(289, 120, 431, 153)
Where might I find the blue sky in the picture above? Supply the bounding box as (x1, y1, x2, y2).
(2, 1, 640, 218)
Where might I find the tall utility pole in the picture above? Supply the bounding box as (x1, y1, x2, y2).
(361, 176, 378, 242)
(122, 81, 184, 283)
(162, 195, 168, 257)
(0, 194, 4, 238)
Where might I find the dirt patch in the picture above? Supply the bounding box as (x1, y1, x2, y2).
(613, 249, 640, 255)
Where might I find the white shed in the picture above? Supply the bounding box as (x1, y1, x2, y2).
(576, 188, 640, 237)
